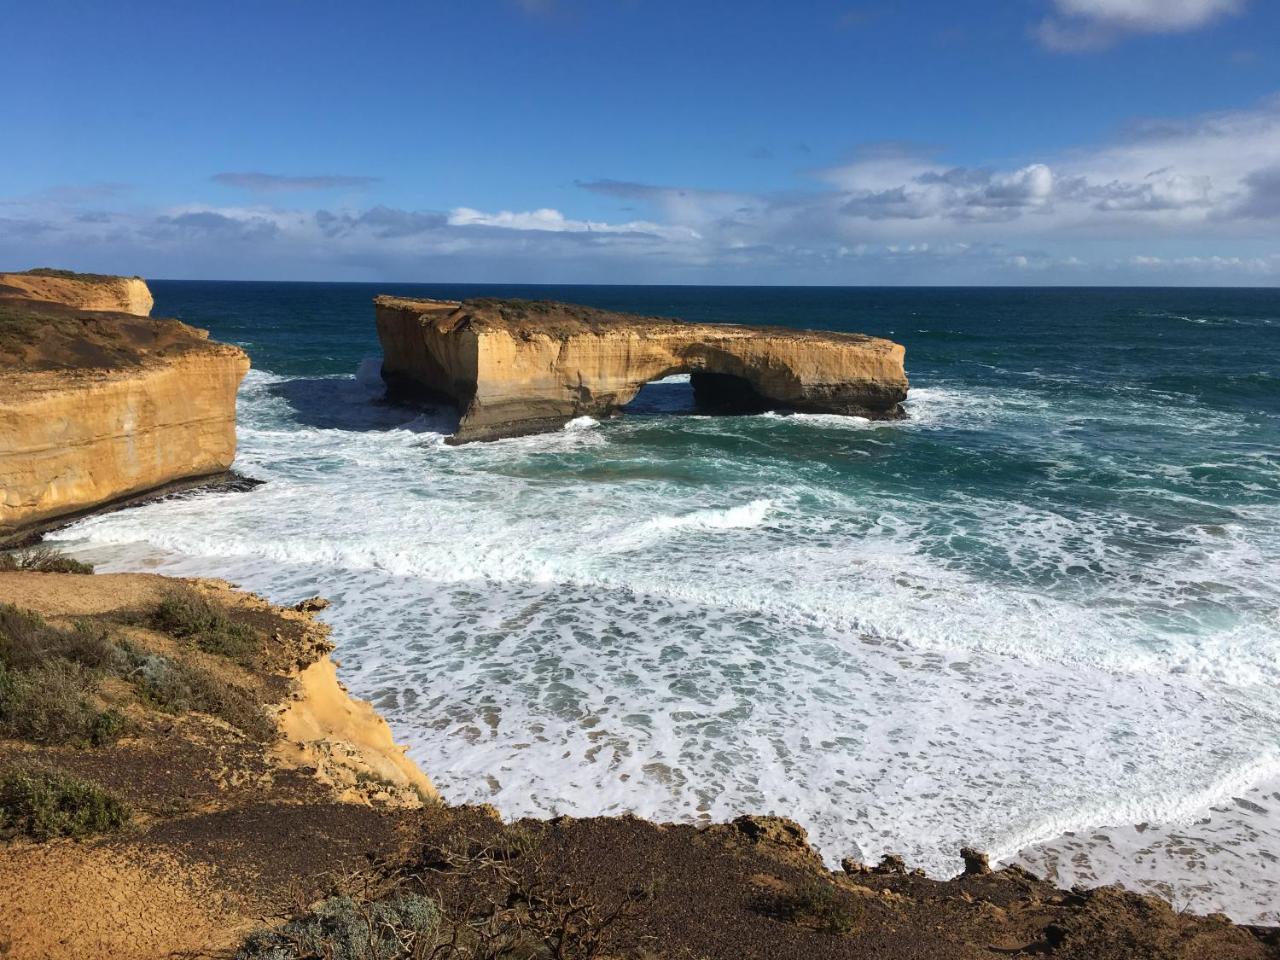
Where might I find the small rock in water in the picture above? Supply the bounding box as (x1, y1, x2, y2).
(293, 596, 331, 613)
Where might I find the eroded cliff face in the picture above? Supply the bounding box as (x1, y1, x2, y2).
(0, 276, 248, 540)
(376, 296, 909, 443)
(0, 269, 154, 317)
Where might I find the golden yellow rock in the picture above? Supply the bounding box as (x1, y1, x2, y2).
(376, 296, 909, 443)
(276, 654, 439, 806)
(0, 273, 248, 540)
(1, 268, 154, 316)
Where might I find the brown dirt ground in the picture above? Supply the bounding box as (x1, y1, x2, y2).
(1, 572, 1277, 960)
(0, 293, 215, 372)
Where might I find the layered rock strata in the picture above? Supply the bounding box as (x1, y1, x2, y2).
(0, 268, 154, 317)
(0, 273, 248, 541)
(375, 296, 909, 443)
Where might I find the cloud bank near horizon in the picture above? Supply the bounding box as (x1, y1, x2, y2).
(3, 96, 1280, 285)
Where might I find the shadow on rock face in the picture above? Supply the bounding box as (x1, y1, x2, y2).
(267, 377, 460, 435)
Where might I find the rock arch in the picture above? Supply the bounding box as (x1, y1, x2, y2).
(375, 296, 909, 443)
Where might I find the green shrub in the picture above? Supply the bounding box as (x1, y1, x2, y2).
(22, 267, 124, 284)
(150, 590, 260, 662)
(0, 765, 131, 840)
(237, 894, 439, 960)
(0, 546, 94, 575)
(0, 660, 125, 746)
(0, 604, 118, 672)
(121, 641, 273, 742)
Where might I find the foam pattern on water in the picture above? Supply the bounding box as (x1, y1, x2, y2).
(59, 359, 1280, 923)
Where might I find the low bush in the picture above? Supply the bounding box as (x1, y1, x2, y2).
(22, 267, 124, 284)
(0, 660, 125, 746)
(0, 605, 126, 746)
(0, 546, 94, 575)
(0, 599, 271, 745)
(237, 894, 439, 960)
(121, 641, 274, 742)
(150, 589, 260, 662)
(0, 765, 131, 840)
(0, 604, 118, 672)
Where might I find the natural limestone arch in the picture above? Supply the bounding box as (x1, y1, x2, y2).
(375, 296, 909, 443)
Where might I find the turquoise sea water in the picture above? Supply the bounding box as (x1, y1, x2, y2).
(54, 282, 1280, 921)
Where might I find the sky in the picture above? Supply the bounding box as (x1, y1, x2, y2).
(3, 0, 1279, 285)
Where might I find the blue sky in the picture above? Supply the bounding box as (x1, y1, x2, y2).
(3, 0, 1279, 284)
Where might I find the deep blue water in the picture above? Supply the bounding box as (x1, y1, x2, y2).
(58, 281, 1280, 921)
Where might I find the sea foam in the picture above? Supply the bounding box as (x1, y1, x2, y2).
(54, 361, 1280, 924)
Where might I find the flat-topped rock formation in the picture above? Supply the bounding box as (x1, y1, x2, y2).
(0, 272, 248, 542)
(375, 296, 909, 443)
(0, 268, 154, 317)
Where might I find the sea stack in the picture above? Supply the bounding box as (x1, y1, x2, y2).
(0, 269, 249, 542)
(375, 296, 909, 443)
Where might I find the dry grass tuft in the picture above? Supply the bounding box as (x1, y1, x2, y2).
(0, 546, 94, 575)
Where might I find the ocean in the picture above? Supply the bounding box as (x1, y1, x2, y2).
(51, 281, 1280, 922)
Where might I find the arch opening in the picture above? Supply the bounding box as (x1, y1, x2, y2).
(621, 373, 696, 416)
(619, 369, 773, 418)
(689, 371, 772, 415)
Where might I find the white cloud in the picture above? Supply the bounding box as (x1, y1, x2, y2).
(1055, 0, 1240, 30)
(836, 163, 1056, 221)
(446, 206, 700, 241)
(1126, 253, 1280, 274)
(1039, 0, 1243, 50)
(4, 98, 1280, 284)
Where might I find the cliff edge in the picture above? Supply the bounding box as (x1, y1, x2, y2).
(375, 296, 909, 443)
(0, 272, 249, 542)
(0, 268, 154, 317)
(1, 568, 1273, 959)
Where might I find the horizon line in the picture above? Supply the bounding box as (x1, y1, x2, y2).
(138, 277, 1280, 291)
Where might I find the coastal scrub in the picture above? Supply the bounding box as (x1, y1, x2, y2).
(0, 547, 94, 575)
(151, 588, 261, 663)
(0, 765, 131, 840)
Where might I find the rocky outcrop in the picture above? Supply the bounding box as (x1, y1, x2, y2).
(0, 274, 248, 541)
(1, 269, 154, 317)
(276, 651, 439, 806)
(375, 296, 909, 443)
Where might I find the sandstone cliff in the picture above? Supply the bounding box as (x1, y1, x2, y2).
(1, 268, 154, 317)
(0, 275, 248, 541)
(376, 296, 909, 443)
